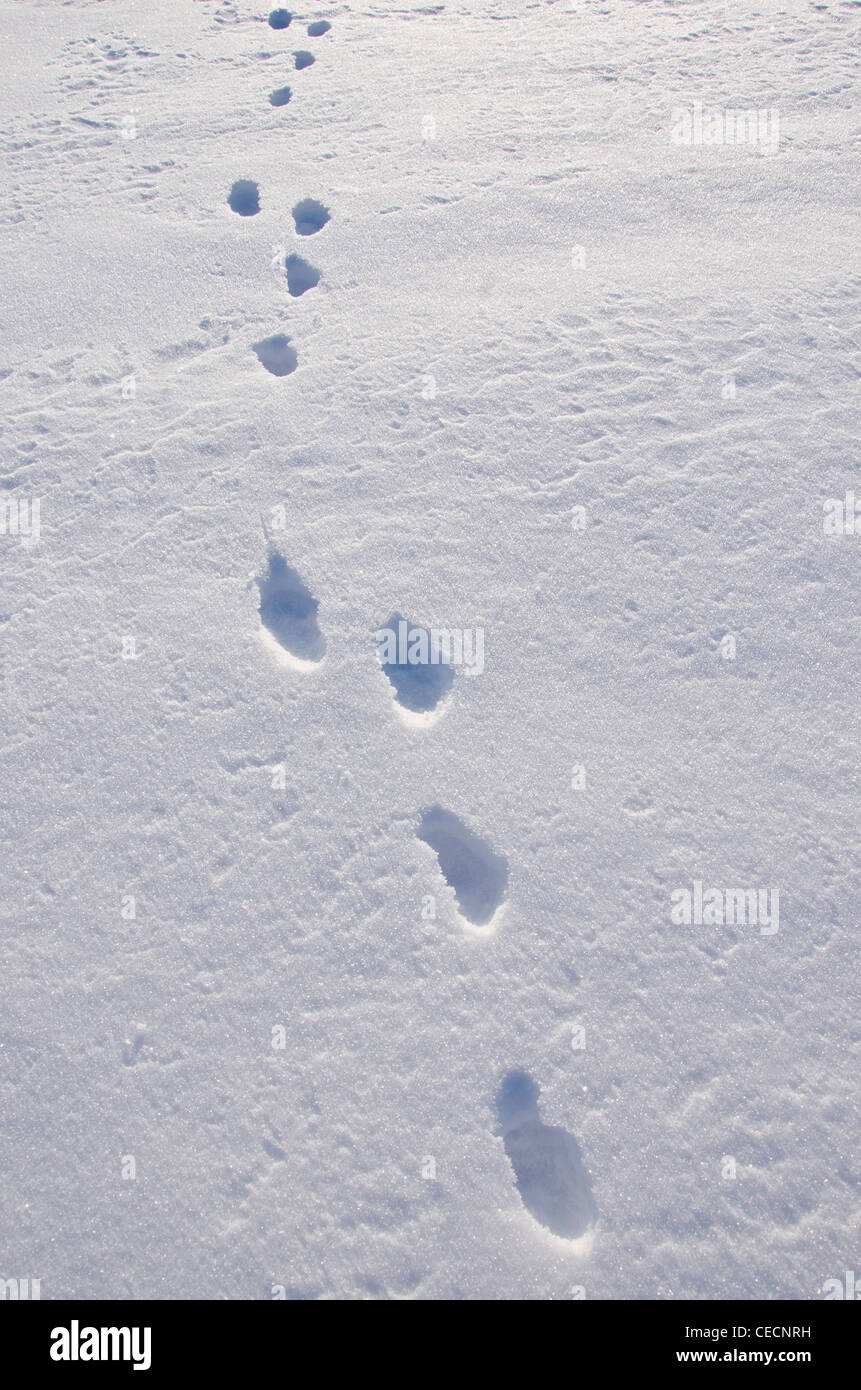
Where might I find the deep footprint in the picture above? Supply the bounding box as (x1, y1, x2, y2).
(307, 21, 331, 36)
(292, 198, 330, 235)
(294, 50, 315, 69)
(284, 254, 320, 297)
(496, 1071, 596, 1240)
(418, 807, 507, 928)
(227, 179, 260, 216)
(252, 333, 297, 377)
(256, 553, 325, 665)
(269, 85, 292, 106)
(268, 8, 292, 28)
(377, 613, 453, 716)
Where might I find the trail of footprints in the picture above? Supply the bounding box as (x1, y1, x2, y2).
(224, 13, 335, 372)
(220, 11, 591, 1245)
(234, 1, 505, 931)
(251, 529, 591, 1244)
(254, 553, 509, 933)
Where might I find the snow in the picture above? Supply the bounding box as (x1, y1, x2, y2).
(0, 0, 858, 1300)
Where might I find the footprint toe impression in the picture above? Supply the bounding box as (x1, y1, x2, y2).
(256, 553, 325, 666)
(268, 8, 292, 29)
(292, 198, 330, 236)
(496, 1071, 596, 1240)
(418, 807, 507, 928)
(284, 254, 320, 297)
(228, 179, 260, 216)
(252, 333, 298, 377)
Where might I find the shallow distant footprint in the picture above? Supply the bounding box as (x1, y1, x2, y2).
(252, 333, 297, 376)
(228, 179, 260, 215)
(256, 552, 325, 667)
(418, 806, 507, 929)
(292, 198, 330, 235)
(496, 1071, 596, 1240)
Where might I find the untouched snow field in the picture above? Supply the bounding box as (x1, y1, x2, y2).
(1, 0, 858, 1300)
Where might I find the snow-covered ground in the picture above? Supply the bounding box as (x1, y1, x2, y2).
(1, 0, 858, 1300)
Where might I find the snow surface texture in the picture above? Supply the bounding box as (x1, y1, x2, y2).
(0, 0, 858, 1301)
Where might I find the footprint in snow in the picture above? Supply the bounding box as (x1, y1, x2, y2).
(496, 1070, 596, 1241)
(307, 21, 331, 37)
(294, 50, 315, 69)
(269, 85, 292, 106)
(292, 198, 330, 236)
(376, 613, 453, 725)
(227, 179, 260, 216)
(252, 333, 298, 377)
(418, 806, 507, 930)
(256, 552, 325, 667)
(284, 254, 320, 297)
(268, 8, 292, 28)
